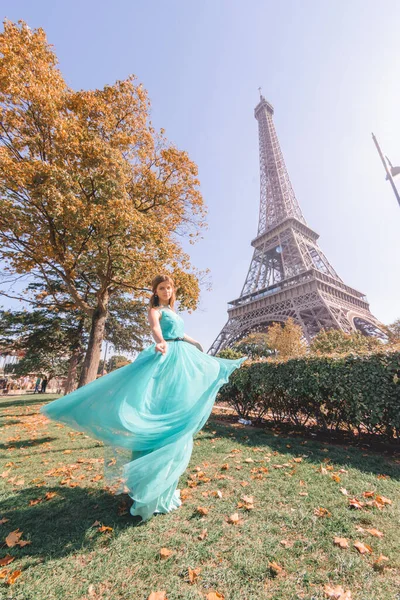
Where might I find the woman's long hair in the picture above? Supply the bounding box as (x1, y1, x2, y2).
(149, 274, 176, 309)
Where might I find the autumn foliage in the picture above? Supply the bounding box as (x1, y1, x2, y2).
(0, 21, 207, 385)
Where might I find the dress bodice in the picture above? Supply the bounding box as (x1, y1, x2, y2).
(158, 307, 185, 339)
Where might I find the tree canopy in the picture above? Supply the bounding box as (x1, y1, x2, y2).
(0, 21, 207, 385)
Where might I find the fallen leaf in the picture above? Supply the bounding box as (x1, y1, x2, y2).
(269, 561, 284, 576)
(6, 570, 22, 585)
(365, 528, 384, 538)
(198, 528, 208, 540)
(375, 495, 392, 506)
(97, 526, 113, 533)
(0, 555, 14, 567)
(160, 548, 173, 560)
(91, 520, 101, 527)
(362, 491, 375, 498)
(240, 493, 252, 502)
(324, 584, 352, 599)
(354, 541, 372, 554)
(44, 492, 57, 500)
(373, 554, 389, 571)
(314, 507, 331, 518)
(188, 566, 201, 583)
(147, 592, 167, 600)
(334, 537, 349, 549)
(293, 458, 302, 463)
(220, 464, 229, 470)
(211, 490, 223, 499)
(206, 592, 225, 600)
(196, 507, 209, 516)
(5, 530, 23, 548)
(348, 498, 364, 510)
(227, 512, 242, 525)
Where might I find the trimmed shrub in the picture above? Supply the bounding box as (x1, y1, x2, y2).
(217, 351, 400, 438)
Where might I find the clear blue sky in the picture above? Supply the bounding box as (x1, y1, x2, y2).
(2, 1, 400, 351)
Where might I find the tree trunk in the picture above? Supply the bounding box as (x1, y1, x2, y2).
(64, 347, 83, 394)
(78, 305, 108, 387)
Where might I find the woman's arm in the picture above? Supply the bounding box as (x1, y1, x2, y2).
(148, 308, 168, 355)
(183, 333, 204, 352)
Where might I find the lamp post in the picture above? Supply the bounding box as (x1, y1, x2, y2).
(372, 133, 400, 208)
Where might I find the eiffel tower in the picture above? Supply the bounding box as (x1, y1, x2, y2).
(209, 94, 385, 355)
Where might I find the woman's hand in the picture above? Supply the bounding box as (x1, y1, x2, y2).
(155, 341, 168, 355)
(194, 341, 204, 352)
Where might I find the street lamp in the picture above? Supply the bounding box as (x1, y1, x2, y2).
(372, 133, 400, 208)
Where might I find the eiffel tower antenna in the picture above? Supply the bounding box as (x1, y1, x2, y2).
(209, 99, 386, 355)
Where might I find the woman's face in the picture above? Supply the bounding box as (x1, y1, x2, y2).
(156, 280, 173, 304)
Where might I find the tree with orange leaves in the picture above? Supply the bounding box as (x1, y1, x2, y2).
(0, 20, 207, 386)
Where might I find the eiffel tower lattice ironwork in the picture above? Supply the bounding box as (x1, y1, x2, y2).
(209, 95, 386, 355)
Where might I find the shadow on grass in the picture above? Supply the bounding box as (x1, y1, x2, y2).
(203, 418, 400, 481)
(0, 396, 59, 410)
(0, 436, 58, 451)
(0, 485, 145, 561)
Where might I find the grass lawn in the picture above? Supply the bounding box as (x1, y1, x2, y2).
(0, 393, 399, 600)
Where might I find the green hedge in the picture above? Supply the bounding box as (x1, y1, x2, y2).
(217, 351, 400, 438)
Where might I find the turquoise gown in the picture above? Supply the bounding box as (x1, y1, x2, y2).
(40, 306, 246, 522)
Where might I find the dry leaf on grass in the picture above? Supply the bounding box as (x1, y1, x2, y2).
(188, 567, 201, 583)
(226, 512, 243, 525)
(268, 561, 285, 577)
(160, 548, 173, 560)
(0, 555, 14, 567)
(373, 555, 389, 571)
(147, 592, 167, 600)
(198, 529, 208, 540)
(324, 584, 352, 599)
(210, 490, 223, 499)
(314, 507, 331, 518)
(334, 537, 349, 549)
(5, 529, 23, 547)
(5, 570, 22, 585)
(353, 541, 373, 554)
(375, 495, 392, 506)
(348, 498, 364, 510)
(206, 592, 225, 600)
(97, 526, 112, 533)
(365, 528, 384, 538)
(196, 506, 209, 516)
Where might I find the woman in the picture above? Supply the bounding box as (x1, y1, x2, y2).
(40, 274, 246, 522)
